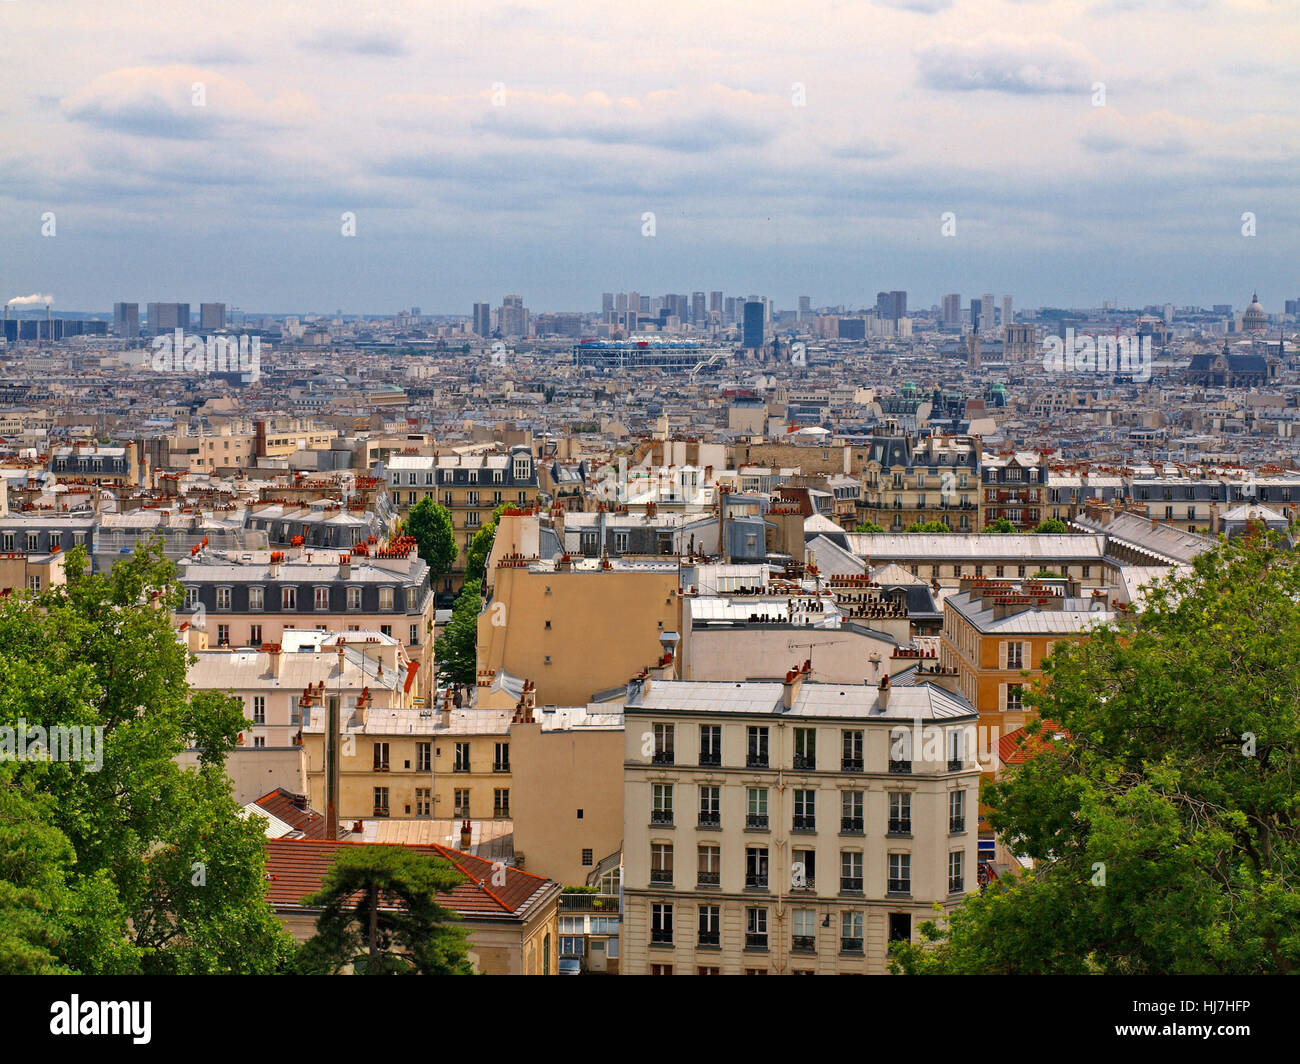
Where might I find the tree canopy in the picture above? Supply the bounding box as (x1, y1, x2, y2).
(434, 579, 482, 689)
(891, 536, 1300, 974)
(905, 519, 952, 534)
(464, 503, 509, 586)
(854, 521, 885, 534)
(1033, 518, 1070, 534)
(296, 845, 473, 974)
(984, 518, 1017, 533)
(405, 498, 458, 583)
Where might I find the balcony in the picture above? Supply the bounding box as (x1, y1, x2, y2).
(840, 816, 864, 834)
(746, 755, 769, 769)
(888, 818, 911, 836)
(888, 759, 912, 775)
(839, 876, 863, 893)
(887, 879, 911, 895)
(652, 752, 675, 766)
(558, 893, 621, 914)
(697, 931, 720, 947)
(453, 765, 470, 774)
(699, 752, 721, 767)
(650, 931, 673, 945)
(650, 810, 674, 826)
(792, 815, 816, 833)
(650, 869, 674, 886)
(373, 763, 390, 773)
(697, 811, 721, 828)
(950, 817, 966, 833)
(947, 758, 963, 772)
(840, 937, 864, 954)
(841, 757, 864, 773)
(372, 807, 390, 818)
(744, 934, 769, 951)
(696, 871, 720, 888)
(745, 874, 769, 891)
(793, 754, 816, 770)
(745, 814, 769, 830)
(949, 878, 964, 894)
(791, 935, 816, 953)
(493, 762, 509, 773)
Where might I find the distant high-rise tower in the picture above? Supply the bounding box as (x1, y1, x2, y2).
(200, 303, 226, 331)
(601, 292, 614, 317)
(691, 292, 706, 324)
(876, 291, 907, 322)
(147, 302, 189, 334)
(942, 294, 962, 326)
(981, 294, 996, 330)
(113, 302, 139, 339)
(500, 295, 527, 337)
(798, 296, 811, 321)
(743, 301, 765, 350)
(970, 298, 984, 332)
(1001, 295, 1012, 327)
(473, 303, 491, 337)
(710, 291, 723, 315)
(616, 293, 629, 313)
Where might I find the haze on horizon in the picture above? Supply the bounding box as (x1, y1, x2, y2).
(1, 0, 1296, 315)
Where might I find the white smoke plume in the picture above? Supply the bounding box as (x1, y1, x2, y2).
(6, 293, 54, 306)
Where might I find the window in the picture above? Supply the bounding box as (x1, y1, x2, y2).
(651, 783, 673, 825)
(494, 742, 509, 772)
(251, 696, 265, 725)
(697, 844, 720, 887)
(453, 788, 469, 817)
(888, 792, 912, 835)
(792, 848, 815, 890)
(888, 853, 911, 894)
(841, 729, 864, 771)
(581, 848, 593, 866)
(216, 623, 229, 646)
(416, 742, 431, 772)
(841, 790, 864, 834)
(415, 788, 432, 817)
(282, 586, 297, 610)
(1006, 641, 1024, 669)
(747, 726, 769, 768)
(699, 724, 721, 766)
(27, 533, 38, 551)
(889, 730, 912, 773)
(651, 904, 673, 944)
(253, 736, 266, 748)
(698, 904, 720, 947)
(840, 851, 863, 893)
(949, 789, 966, 833)
(698, 786, 720, 827)
(184, 587, 199, 611)
(745, 908, 768, 950)
(888, 912, 911, 943)
(373, 787, 389, 815)
(793, 728, 816, 769)
(380, 624, 392, 638)
(650, 964, 673, 975)
(792, 909, 817, 953)
(373, 742, 389, 771)
(949, 851, 964, 894)
(347, 586, 361, 610)
(314, 586, 330, 610)
(841, 911, 864, 953)
(746, 788, 768, 830)
(216, 586, 231, 610)
(467, 512, 481, 528)
(745, 846, 769, 890)
(454, 742, 470, 772)
(1007, 684, 1024, 712)
(379, 587, 394, 611)
(792, 789, 816, 832)
(494, 788, 510, 817)
(248, 623, 262, 647)
(650, 843, 674, 885)
(410, 623, 419, 646)
(652, 723, 674, 764)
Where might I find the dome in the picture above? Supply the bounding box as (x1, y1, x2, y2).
(1243, 292, 1267, 331)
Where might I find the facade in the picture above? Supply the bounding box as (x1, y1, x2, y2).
(622, 673, 981, 975)
(981, 451, 1045, 530)
(857, 429, 980, 532)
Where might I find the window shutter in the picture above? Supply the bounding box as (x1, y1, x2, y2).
(998, 683, 1007, 712)
(998, 641, 1007, 670)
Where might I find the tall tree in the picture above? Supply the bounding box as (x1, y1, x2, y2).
(892, 536, 1300, 974)
(297, 845, 473, 974)
(464, 503, 509, 586)
(434, 579, 482, 689)
(405, 498, 458, 584)
(984, 517, 1017, 533)
(1033, 518, 1069, 534)
(0, 541, 295, 974)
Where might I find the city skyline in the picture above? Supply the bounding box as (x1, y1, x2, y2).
(1, 1, 1296, 312)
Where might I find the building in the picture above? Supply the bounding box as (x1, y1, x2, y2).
(1184, 339, 1278, 388)
(622, 671, 981, 974)
(473, 303, 492, 337)
(981, 451, 1046, 530)
(856, 427, 980, 532)
(200, 303, 226, 331)
(941, 294, 962, 326)
(500, 295, 528, 338)
(113, 302, 139, 339)
(147, 302, 190, 334)
(743, 301, 765, 350)
(876, 291, 907, 323)
(263, 838, 561, 974)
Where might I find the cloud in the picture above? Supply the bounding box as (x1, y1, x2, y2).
(61, 66, 318, 139)
(916, 33, 1096, 94)
(298, 28, 411, 57)
(875, 0, 953, 11)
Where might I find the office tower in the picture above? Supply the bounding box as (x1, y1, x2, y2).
(942, 294, 962, 326)
(473, 303, 492, 337)
(411, 306, 421, 317)
(692, 292, 706, 324)
(621, 310, 639, 334)
(981, 294, 995, 329)
(724, 297, 737, 324)
(147, 302, 189, 334)
(1001, 295, 1013, 327)
(710, 291, 723, 314)
(876, 291, 907, 322)
(500, 295, 527, 337)
(113, 302, 139, 339)
(742, 301, 765, 350)
(616, 293, 629, 313)
(200, 303, 226, 331)
(971, 298, 984, 331)
(798, 296, 811, 321)
(602, 292, 615, 316)
(639, 296, 650, 315)
(626, 292, 640, 317)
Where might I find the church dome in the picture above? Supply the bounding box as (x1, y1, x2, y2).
(1243, 292, 1267, 331)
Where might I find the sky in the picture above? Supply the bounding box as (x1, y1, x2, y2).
(0, 0, 1296, 315)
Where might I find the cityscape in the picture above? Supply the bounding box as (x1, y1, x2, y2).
(0, 0, 1295, 1029)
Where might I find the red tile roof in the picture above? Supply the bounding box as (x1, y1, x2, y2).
(253, 788, 338, 840)
(997, 721, 1068, 765)
(263, 838, 555, 919)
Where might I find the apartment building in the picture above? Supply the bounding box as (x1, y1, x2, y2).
(857, 429, 980, 532)
(622, 670, 981, 975)
(49, 442, 141, 486)
(981, 451, 1046, 530)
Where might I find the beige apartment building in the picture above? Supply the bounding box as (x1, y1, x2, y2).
(477, 555, 680, 707)
(622, 671, 981, 975)
(857, 430, 982, 532)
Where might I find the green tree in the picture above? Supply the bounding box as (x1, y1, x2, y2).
(0, 541, 295, 974)
(984, 518, 1017, 533)
(434, 579, 482, 689)
(543, 385, 557, 403)
(1030, 568, 1060, 578)
(853, 521, 885, 533)
(892, 536, 1300, 974)
(1033, 518, 1069, 534)
(405, 498, 458, 585)
(464, 504, 509, 586)
(297, 845, 473, 974)
(905, 519, 952, 534)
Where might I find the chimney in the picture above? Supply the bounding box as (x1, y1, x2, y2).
(876, 672, 891, 711)
(266, 642, 284, 677)
(459, 819, 472, 851)
(339, 554, 351, 580)
(782, 660, 810, 710)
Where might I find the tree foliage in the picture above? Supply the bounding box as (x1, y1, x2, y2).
(854, 521, 885, 534)
(296, 845, 473, 974)
(405, 498, 458, 582)
(0, 541, 295, 974)
(1033, 518, 1070, 534)
(892, 536, 1300, 974)
(905, 520, 952, 534)
(464, 503, 509, 586)
(984, 518, 1017, 534)
(434, 579, 482, 689)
